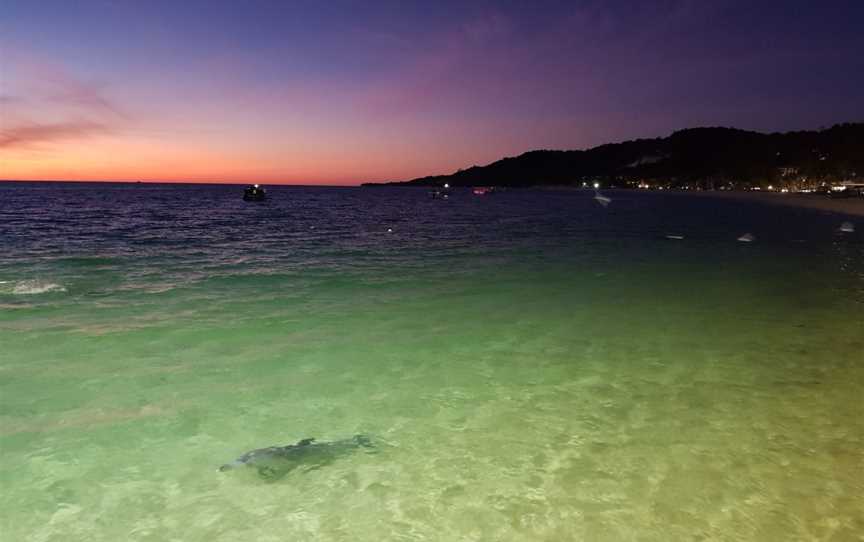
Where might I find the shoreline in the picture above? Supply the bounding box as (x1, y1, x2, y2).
(654, 190, 864, 217)
(539, 186, 864, 217)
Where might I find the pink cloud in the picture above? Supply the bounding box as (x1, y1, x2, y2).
(0, 49, 127, 151)
(0, 120, 109, 149)
(3, 49, 123, 114)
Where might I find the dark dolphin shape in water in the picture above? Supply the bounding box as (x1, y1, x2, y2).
(220, 435, 375, 480)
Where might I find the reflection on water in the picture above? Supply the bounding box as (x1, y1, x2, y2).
(1, 183, 862, 540)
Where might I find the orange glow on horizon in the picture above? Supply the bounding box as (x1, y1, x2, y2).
(0, 136, 414, 186)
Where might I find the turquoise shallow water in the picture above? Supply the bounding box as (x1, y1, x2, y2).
(1, 183, 862, 541)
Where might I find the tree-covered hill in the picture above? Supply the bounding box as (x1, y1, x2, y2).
(365, 123, 863, 189)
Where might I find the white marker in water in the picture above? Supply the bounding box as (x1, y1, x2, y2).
(387, 228, 393, 233)
(737, 233, 755, 243)
(593, 189, 611, 208)
(839, 221, 855, 233)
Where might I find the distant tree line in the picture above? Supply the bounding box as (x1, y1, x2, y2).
(366, 123, 863, 190)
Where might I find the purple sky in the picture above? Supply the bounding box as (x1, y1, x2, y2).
(2, 0, 863, 184)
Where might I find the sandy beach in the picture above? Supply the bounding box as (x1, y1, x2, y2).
(537, 187, 864, 217)
(664, 190, 864, 217)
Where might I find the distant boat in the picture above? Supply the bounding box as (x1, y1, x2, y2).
(243, 184, 267, 201)
(473, 186, 495, 196)
(431, 183, 452, 199)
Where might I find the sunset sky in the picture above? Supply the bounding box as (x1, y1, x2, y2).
(2, 0, 863, 185)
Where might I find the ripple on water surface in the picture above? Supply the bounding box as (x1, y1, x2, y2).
(0, 184, 862, 541)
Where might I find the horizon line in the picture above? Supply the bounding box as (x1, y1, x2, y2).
(0, 179, 366, 187)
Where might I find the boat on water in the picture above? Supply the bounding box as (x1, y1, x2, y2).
(243, 184, 267, 201)
(430, 183, 452, 199)
(473, 186, 495, 196)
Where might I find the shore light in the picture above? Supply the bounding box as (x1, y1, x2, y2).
(593, 182, 600, 189)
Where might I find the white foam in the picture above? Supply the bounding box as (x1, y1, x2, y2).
(11, 280, 67, 295)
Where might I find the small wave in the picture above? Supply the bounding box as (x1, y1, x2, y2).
(11, 280, 67, 295)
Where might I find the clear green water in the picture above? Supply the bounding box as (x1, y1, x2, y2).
(1, 184, 862, 540)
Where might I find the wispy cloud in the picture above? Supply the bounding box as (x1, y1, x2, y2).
(46, 79, 127, 118)
(1, 50, 128, 151)
(0, 94, 25, 104)
(0, 120, 109, 149)
(358, 11, 516, 118)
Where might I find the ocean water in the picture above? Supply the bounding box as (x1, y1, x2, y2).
(1, 182, 862, 541)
